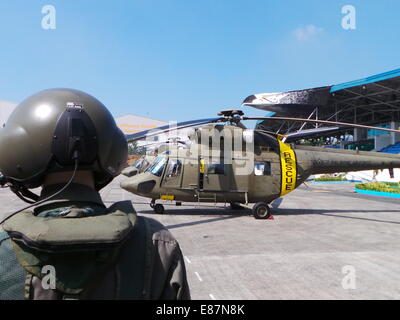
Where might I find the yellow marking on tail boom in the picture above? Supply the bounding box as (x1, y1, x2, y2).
(278, 140, 297, 196)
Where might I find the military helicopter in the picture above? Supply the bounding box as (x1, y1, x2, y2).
(121, 110, 400, 219)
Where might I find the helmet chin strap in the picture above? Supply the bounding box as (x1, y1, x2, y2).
(0, 159, 79, 225)
(0, 175, 38, 203)
(9, 185, 38, 204)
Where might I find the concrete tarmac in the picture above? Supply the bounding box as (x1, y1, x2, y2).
(1, 177, 400, 300)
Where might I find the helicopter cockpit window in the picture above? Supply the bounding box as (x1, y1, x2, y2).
(147, 157, 167, 177)
(134, 158, 144, 169)
(142, 159, 150, 170)
(254, 161, 271, 176)
(207, 163, 225, 175)
(165, 159, 182, 178)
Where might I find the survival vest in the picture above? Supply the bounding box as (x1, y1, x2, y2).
(0, 201, 154, 300)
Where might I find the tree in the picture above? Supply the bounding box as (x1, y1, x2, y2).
(128, 142, 146, 155)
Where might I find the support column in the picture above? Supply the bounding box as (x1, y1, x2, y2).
(390, 121, 400, 145)
(353, 128, 368, 141)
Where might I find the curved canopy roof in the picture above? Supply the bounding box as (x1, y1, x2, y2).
(243, 68, 400, 134)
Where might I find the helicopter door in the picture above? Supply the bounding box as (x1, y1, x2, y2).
(161, 158, 183, 189)
(202, 161, 230, 191)
(253, 157, 281, 198)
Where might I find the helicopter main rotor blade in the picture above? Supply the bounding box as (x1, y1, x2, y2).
(256, 126, 344, 143)
(244, 117, 400, 134)
(126, 117, 224, 142)
(133, 139, 188, 148)
(283, 126, 344, 142)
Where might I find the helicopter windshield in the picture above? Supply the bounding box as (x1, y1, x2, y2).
(134, 158, 144, 169)
(146, 157, 167, 177)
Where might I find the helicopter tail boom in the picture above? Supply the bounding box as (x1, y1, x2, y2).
(295, 145, 400, 175)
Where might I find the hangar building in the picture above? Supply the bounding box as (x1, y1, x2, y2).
(243, 68, 400, 153)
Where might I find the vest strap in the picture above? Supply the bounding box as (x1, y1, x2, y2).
(24, 273, 33, 300)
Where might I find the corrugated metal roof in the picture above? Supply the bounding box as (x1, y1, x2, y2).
(330, 68, 400, 93)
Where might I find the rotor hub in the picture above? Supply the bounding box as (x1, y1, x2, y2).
(217, 109, 244, 124)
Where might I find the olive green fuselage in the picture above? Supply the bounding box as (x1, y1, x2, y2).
(121, 126, 400, 205)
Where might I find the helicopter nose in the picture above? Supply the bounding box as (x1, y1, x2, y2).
(120, 178, 157, 195)
(120, 179, 138, 193)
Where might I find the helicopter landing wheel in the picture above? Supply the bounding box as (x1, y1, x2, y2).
(230, 202, 245, 210)
(154, 203, 165, 214)
(150, 199, 156, 209)
(252, 202, 271, 220)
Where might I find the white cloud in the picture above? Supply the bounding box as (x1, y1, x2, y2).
(293, 24, 324, 42)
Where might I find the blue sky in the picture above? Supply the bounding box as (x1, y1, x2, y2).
(0, 0, 399, 121)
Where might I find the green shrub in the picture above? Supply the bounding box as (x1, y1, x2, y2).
(314, 174, 347, 182)
(314, 177, 348, 181)
(355, 182, 400, 194)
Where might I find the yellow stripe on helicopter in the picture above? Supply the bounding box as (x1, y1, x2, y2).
(199, 159, 205, 174)
(277, 139, 297, 196)
(160, 195, 175, 200)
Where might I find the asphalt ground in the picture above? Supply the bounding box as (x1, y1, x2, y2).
(1, 177, 400, 300)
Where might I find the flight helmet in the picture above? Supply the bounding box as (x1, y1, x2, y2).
(0, 88, 128, 190)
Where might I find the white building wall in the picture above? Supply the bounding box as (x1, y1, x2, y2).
(0, 100, 17, 125)
(374, 134, 392, 151)
(115, 114, 191, 148)
(346, 169, 400, 183)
